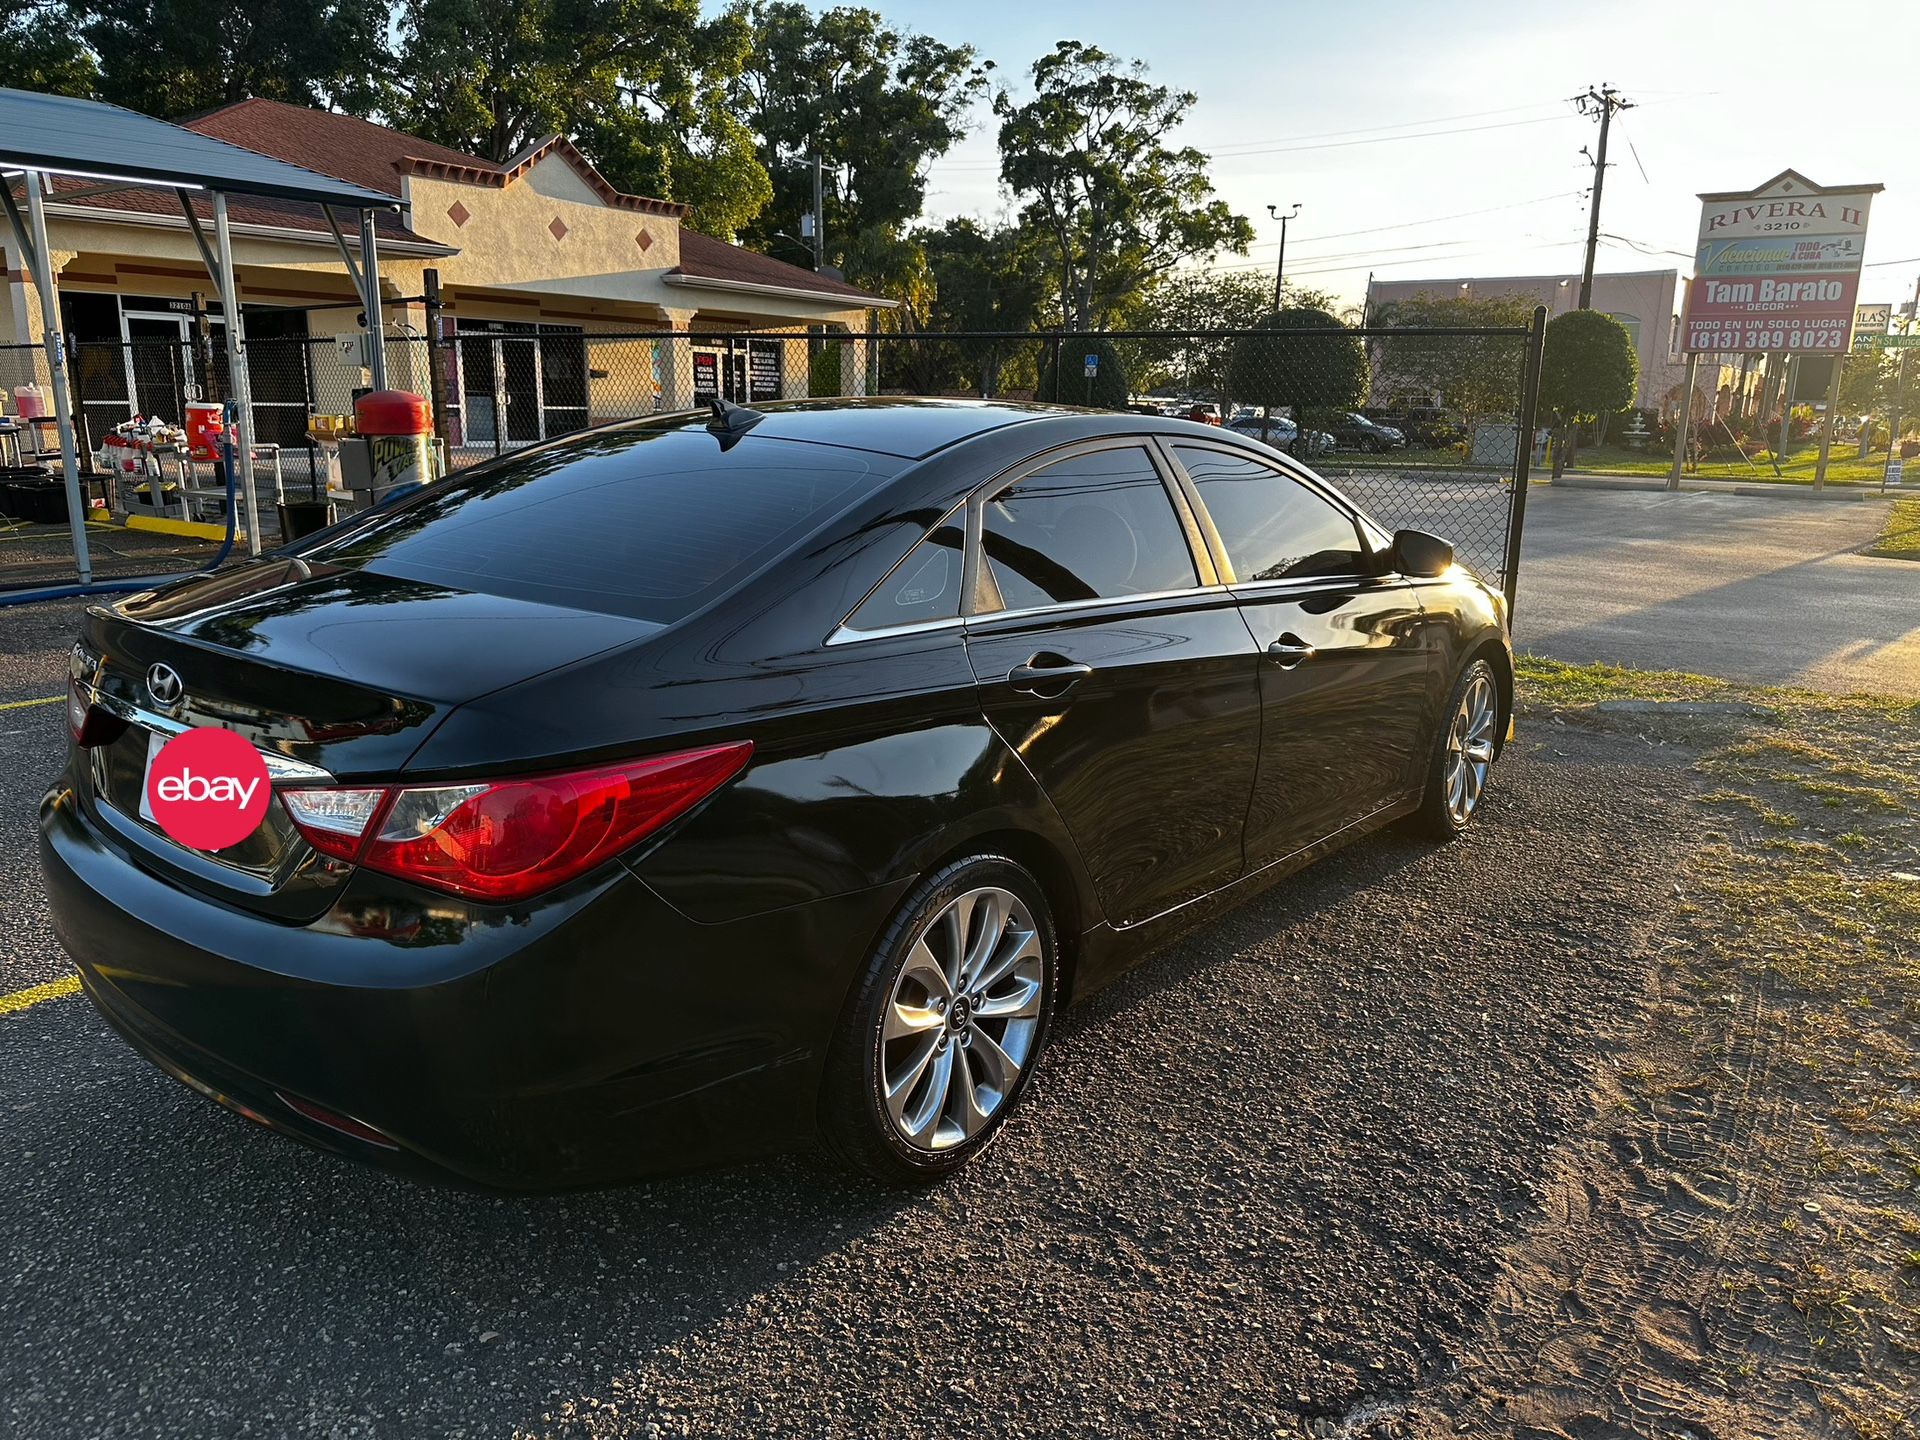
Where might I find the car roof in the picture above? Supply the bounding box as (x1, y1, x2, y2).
(654, 397, 1069, 460)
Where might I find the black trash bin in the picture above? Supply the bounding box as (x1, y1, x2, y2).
(276, 499, 336, 540)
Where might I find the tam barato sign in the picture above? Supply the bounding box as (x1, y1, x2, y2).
(1683, 170, 1882, 355)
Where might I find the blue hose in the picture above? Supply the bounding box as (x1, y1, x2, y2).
(0, 404, 241, 607)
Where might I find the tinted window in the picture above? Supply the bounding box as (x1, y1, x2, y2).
(982, 447, 1197, 611)
(1174, 446, 1367, 583)
(311, 429, 895, 624)
(847, 519, 965, 629)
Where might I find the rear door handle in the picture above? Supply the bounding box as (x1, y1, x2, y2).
(1267, 634, 1317, 669)
(1008, 658, 1094, 697)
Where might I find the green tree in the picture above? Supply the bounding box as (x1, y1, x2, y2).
(995, 42, 1253, 329)
(1225, 308, 1368, 439)
(728, 3, 987, 286)
(1537, 309, 1637, 474)
(1036, 336, 1129, 408)
(389, 0, 769, 237)
(1838, 348, 1895, 420)
(1120, 270, 1337, 396)
(896, 218, 1052, 396)
(84, 0, 387, 116)
(1372, 291, 1537, 433)
(1, 2, 98, 97)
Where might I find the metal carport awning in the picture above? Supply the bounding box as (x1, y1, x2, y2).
(0, 85, 405, 587)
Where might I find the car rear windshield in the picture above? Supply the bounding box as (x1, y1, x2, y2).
(308, 427, 899, 624)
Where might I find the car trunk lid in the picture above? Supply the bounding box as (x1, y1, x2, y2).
(74, 559, 659, 920)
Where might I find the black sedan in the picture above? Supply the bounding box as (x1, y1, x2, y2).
(42, 398, 1511, 1188)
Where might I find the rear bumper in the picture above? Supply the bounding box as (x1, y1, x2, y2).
(39, 782, 906, 1189)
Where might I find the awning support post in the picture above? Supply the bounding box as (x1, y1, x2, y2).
(359, 209, 387, 390)
(9, 172, 90, 583)
(210, 192, 261, 556)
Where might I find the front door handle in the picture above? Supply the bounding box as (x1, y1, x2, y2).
(1008, 657, 1094, 697)
(1267, 634, 1317, 669)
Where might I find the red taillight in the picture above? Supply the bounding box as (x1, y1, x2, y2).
(280, 743, 752, 902)
(67, 679, 126, 748)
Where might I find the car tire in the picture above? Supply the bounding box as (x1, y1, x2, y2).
(819, 855, 1058, 1184)
(1361, 436, 1382, 453)
(1408, 657, 1500, 840)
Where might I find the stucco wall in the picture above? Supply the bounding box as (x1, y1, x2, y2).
(1368, 269, 1684, 409)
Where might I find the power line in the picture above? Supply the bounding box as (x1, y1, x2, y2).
(935, 102, 1577, 171)
(1193, 234, 1589, 281)
(1206, 111, 1578, 162)
(1198, 100, 1568, 155)
(1238, 190, 1585, 251)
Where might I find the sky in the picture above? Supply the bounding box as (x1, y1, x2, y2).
(723, 0, 1920, 310)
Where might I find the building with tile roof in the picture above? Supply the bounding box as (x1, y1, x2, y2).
(3, 97, 892, 457)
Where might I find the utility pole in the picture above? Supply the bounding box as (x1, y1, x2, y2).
(1575, 85, 1633, 309)
(1267, 203, 1299, 311)
(810, 155, 825, 272)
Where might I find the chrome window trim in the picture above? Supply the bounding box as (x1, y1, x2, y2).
(826, 582, 1241, 646)
(826, 613, 968, 647)
(961, 582, 1234, 628)
(1226, 572, 1400, 597)
(87, 689, 336, 783)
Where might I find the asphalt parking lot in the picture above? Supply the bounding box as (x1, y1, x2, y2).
(1515, 486, 1920, 698)
(0, 597, 1697, 1438)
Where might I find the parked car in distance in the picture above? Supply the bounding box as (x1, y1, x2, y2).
(44, 398, 1511, 1190)
(1224, 412, 1335, 456)
(1327, 412, 1406, 452)
(1368, 407, 1460, 449)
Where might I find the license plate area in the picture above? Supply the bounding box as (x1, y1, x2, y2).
(135, 728, 166, 824)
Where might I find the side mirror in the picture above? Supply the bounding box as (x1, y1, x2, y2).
(1392, 528, 1454, 577)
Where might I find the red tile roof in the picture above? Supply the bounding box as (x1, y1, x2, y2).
(672, 230, 888, 305)
(185, 101, 688, 218)
(20, 96, 890, 306)
(184, 98, 481, 200)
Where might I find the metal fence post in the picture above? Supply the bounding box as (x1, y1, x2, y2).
(422, 269, 451, 448)
(1502, 305, 1549, 617)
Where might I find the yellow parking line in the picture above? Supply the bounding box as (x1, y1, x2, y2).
(0, 695, 61, 711)
(0, 975, 80, 1017)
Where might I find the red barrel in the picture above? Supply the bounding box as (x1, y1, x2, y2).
(354, 390, 432, 437)
(185, 401, 225, 460)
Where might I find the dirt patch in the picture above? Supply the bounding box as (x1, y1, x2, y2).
(1397, 662, 1920, 1440)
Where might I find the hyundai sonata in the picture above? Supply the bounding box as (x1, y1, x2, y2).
(42, 398, 1510, 1187)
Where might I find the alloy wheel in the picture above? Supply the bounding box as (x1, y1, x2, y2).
(879, 886, 1045, 1152)
(1445, 669, 1497, 825)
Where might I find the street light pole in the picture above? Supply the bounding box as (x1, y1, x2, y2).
(1886, 272, 1920, 486)
(1267, 203, 1299, 311)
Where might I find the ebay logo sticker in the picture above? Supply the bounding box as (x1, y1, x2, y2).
(144, 728, 271, 851)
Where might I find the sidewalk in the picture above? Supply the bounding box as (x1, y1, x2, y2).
(1546, 470, 1901, 501)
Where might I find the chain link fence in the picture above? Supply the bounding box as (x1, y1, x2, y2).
(428, 322, 1544, 596)
(4, 315, 1546, 598)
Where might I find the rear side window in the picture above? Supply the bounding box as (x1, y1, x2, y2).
(312, 429, 896, 624)
(846, 518, 965, 629)
(1173, 446, 1368, 583)
(982, 446, 1197, 611)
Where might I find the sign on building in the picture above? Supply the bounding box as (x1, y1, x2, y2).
(1853, 302, 1892, 353)
(1682, 170, 1882, 355)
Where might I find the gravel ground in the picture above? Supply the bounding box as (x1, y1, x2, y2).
(0, 588, 1702, 1438)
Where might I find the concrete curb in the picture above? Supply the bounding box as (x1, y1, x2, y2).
(1548, 473, 1897, 501)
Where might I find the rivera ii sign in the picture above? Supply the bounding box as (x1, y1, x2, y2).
(1682, 170, 1883, 355)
